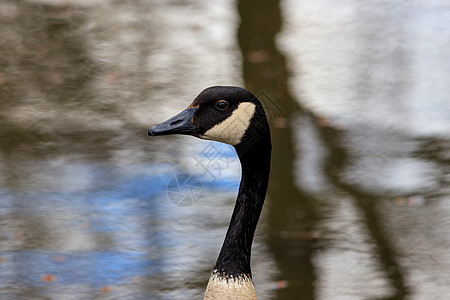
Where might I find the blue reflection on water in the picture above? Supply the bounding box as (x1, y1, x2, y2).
(0, 151, 240, 289)
(0, 250, 158, 287)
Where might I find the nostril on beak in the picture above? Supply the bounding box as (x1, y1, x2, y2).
(170, 119, 183, 126)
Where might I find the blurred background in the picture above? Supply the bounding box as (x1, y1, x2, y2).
(0, 0, 449, 299)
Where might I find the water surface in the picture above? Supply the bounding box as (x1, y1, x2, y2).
(0, 0, 449, 299)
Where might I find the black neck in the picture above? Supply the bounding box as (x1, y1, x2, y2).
(213, 133, 271, 278)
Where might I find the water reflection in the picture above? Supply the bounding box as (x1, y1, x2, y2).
(238, 0, 317, 299)
(0, 0, 246, 299)
(279, 0, 449, 299)
(0, 0, 449, 299)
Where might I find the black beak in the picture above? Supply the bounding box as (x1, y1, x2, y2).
(148, 107, 198, 136)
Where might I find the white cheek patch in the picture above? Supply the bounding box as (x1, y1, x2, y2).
(201, 102, 256, 145)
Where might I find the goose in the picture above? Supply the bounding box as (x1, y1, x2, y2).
(149, 86, 271, 299)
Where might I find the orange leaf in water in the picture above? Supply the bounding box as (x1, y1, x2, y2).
(13, 232, 22, 240)
(246, 50, 270, 63)
(317, 117, 330, 127)
(277, 280, 288, 289)
(52, 255, 65, 262)
(41, 274, 57, 282)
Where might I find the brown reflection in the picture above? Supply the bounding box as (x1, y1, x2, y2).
(415, 138, 450, 193)
(0, 2, 154, 189)
(0, 2, 102, 162)
(314, 6, 411, 298)
(238, 0, 318, 299)
(0, 2, 97, 115)
(319, 126, 409, 300)
(237, 1, 415, 299)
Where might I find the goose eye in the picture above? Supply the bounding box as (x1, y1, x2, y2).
(215, 100, 229, 110)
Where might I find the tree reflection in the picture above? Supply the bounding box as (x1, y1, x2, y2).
(238, 0, 318, 298)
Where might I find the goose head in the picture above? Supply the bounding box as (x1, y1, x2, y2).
(149, 86, 271, 299)
(148, 86, 269, 150)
